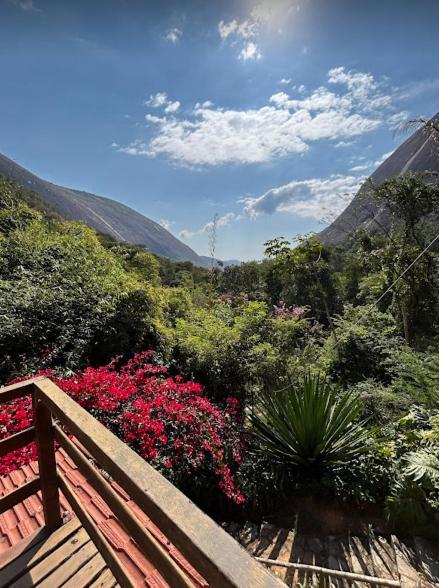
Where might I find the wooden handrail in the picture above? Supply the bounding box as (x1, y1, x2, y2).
(0, 377, 46, 403)
(0, 427, 35, 458)
(0, 478, 41, 515)
(0, 377, 284, 588)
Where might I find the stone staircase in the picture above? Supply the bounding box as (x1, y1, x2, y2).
(224, 522, 439, 587)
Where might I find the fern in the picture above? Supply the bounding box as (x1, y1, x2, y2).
(404, 448, 439, 485)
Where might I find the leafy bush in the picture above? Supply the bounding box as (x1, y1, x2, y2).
(172, 299, 310, 401)
(0, 184, 165, 380)
(323, 305, 404, 385)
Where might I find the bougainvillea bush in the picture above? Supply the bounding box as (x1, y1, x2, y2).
(0, 352, 246, 505)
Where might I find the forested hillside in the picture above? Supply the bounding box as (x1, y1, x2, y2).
(0, 153, 207, 266)
(1, 162, 438, 537)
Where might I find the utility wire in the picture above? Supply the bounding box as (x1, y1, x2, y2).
(332, 230, 439, 349)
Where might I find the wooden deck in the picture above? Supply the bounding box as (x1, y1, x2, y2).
(0, 517, 118, 588)
(0, 376, 284, 588)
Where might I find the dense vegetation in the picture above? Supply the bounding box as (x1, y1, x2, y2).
(0, 169, 438, 536)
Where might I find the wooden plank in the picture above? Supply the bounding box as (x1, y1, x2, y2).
(10, 527, 90, 588)
(0, 527, 49, 571)
(57, 473, 137, 588)
(37, 539, 99, 588)
(256, 558, 401, 587)
(0, 518, 82, 587)
(0, 428, 35, 459)
(33, 398, 62, 531)
(0, 378, 44, 404)
(89, 567, 118, 588)
(0, 478, 40, 515)
(391, 536, 420, 588)
(35, 378, 285, 588)
(371, 536, 398, 581)
(349, 536, 375, 577)
(61, 552, 108, 588)
(55, 426, 195, 588)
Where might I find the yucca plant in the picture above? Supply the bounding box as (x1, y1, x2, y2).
(250, 372, 368, 470)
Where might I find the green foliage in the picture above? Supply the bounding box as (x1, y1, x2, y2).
(365, 173, 439, 344)
(218, 260, 269, 300)
(323, 445, 395, 503)
(264, 235, 342, 325)
(172, 299, 310, 401)
(0, 178, 165, 380)
(250, 373, 369, 470)
(405, 448, 439, 483)
(324, 305, 403, 386)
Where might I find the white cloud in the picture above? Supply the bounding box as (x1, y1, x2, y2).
(334, 140, 355, 148)
(218, 0, 295, 61)
(164, 100, 181, 114)
(165, 28, 182, 44)
(146, 93, 168, 108)
(145, 92, 180, 114)
(119, 67, 394, 167)
(179, 213, 238, 239)
(242, 175, 366, 222)
(239, 42, 262, 61)
(159, 219, 175, 231)
(350, 164, 371, 172)
(279, 78, 291, 85)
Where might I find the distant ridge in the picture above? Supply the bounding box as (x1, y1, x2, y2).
(0, 153, 208, 266)
(319, 114, 439, 245)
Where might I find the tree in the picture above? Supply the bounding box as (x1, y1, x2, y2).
(367, 173, 439, 344)
(264, 235, 342, 327)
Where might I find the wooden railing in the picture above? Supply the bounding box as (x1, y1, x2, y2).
(0, 377, 284, 588)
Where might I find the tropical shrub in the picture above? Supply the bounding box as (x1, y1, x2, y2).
(323, 305, 404, 386)
(250, 372, 369, 471)
(384, 406, 439, 537)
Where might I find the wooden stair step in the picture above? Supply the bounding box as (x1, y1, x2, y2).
(38, 539, 99, 588)
(326, 536, 352, 588)
(89, 567, 119, 588)
(349, 535, 375, 579)
(391, 535, 423, 588)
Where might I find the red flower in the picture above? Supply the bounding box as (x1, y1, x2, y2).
(0, 351, 246, 504)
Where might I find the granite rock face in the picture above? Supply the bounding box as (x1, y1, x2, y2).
(319, 114, 439, 246)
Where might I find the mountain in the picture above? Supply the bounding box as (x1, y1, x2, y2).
(320, 115, 439, 245)
(199, 256, 241, 268)
(0, 153, 207, 266)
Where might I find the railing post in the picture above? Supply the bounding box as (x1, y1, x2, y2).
(33, 392, 62, 531)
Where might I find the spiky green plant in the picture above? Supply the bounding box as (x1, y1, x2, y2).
(250, 373, 368, 470)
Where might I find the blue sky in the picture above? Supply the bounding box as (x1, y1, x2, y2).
(1, 0, 438, 260)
